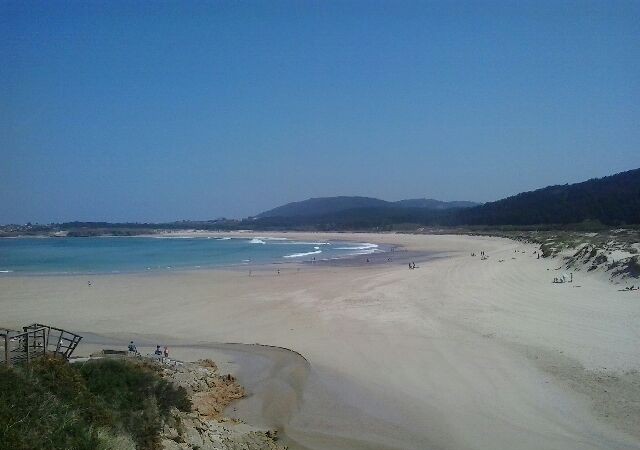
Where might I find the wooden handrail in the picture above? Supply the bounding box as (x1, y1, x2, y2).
(2, 324, 82, 366)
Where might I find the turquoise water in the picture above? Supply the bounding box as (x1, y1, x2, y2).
(0, 236, 381, 274)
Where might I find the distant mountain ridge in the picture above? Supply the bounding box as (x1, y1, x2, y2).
(8, 168, 637, 234)
(256, 196, 479, 218)
(250, 168, 640, 229)
(394, 199, 479, 209)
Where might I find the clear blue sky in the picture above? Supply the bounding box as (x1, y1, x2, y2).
(2, 1, 639, 223)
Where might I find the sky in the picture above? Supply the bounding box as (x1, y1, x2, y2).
(1, 0, 639, 224)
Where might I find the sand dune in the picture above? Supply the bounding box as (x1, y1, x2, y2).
(1, 233, 639, 449)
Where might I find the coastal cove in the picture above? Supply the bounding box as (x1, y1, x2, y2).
(0, 235, 386, 275)
(1, 232, 639, 450)
(4, 3, 639, 448)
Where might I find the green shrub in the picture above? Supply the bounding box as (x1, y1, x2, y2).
(78, 359, 190, 450)
(0, 357, 190, 450)
(0, 360, 105, 450)
(540, 243, 554, 258)
(629, 256, 640, 277)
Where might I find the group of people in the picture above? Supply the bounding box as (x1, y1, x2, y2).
(408, 261, 417, 269)
(620, 285, 638, 291)
(127, 341, 169, 358)
(471, 250, 488, 260)
(155, 345, 169, 358)
(553, 273, 573, 284)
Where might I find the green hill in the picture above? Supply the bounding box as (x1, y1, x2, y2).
(256, 196, 477, 218)
(249, 168, 640, 229)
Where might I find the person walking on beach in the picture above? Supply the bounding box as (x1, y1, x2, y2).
(163, 346, 169, 358)
(155, 345, 162, 356)
(128, 341, 137, 354)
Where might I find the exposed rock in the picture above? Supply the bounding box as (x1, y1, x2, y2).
(160, 359, 286, 450)
(161, 439, 186, 450)
(162, 423, 180, 441)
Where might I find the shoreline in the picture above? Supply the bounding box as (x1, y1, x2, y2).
(1, 232, 639, 449)
(0, 232, 401, 277)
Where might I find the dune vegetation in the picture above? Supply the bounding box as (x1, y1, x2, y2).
(0, 357, 191, 450)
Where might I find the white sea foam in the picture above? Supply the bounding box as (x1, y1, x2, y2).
(216, 237, 232, 240)
(283, 250, 322, 258)
(287, 241, 331, 245)
(0, 270, 13, 273)
(335, 243, 379, 251)
(250, 238, 266, 244)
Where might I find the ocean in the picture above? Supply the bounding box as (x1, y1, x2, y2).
(0, 236, 381, 274)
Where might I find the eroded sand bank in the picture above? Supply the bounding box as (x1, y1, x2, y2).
(1, 233, 639, 449)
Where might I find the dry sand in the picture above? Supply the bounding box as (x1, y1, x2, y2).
(1, 233, 639, 450)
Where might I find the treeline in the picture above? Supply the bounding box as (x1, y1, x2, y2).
(5, 168, 639, 234)
(58, 219, 239, 231)
(245, 168, 640, 230)
(452, 168, 640, 226)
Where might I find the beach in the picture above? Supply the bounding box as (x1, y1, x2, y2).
(1, 232, 639, 450)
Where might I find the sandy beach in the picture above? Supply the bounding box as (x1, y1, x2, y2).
(1, 233, 639, 450)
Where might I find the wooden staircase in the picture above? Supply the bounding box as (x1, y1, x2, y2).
(1, 324, 82, 367)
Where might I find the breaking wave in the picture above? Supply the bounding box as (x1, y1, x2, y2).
(334, 243, 379, 251)
(283, 250, 322, 258)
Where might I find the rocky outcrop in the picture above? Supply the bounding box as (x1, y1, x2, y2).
(160, 359, 286, 450)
